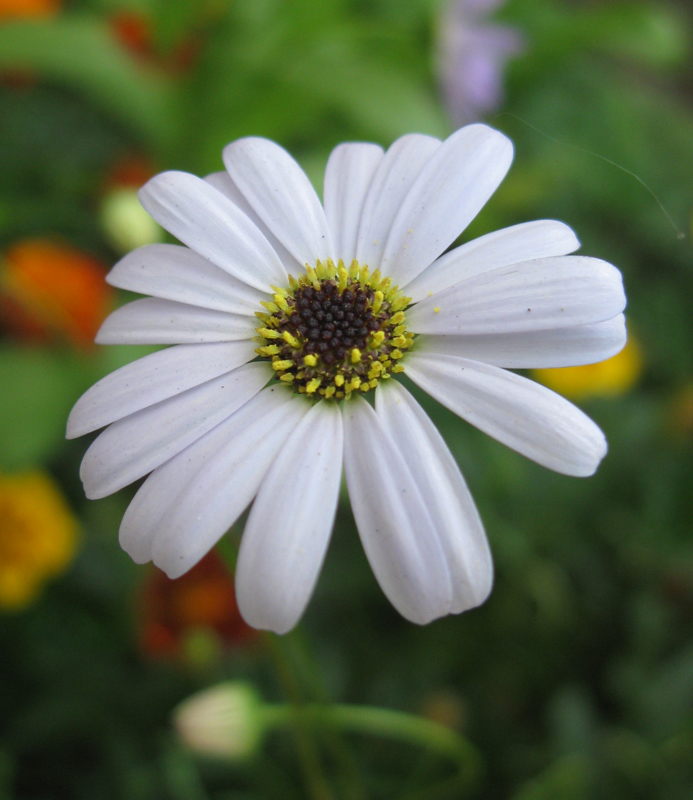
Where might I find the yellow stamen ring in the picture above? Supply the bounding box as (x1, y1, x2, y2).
(255, 259, 414, 400)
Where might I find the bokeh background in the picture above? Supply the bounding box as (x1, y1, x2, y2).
(1, 0, 692, 798)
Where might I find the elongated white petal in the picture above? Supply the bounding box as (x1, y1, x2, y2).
(67, 341, 256, 438)
(223, 137, 333, 266)
(323, 143, 384, 265)
(382, 124, 514, 288)
(106, 244, 266, 316)
(418, 314, 627, 369)
(343, 395, 454, 624)
(408, 256, 626, 336)
(355, 134, 441, 271)
(405, 352, 607, 476)
(96, 298, 257, 344)
(152, 391, 309, 578)
(404, 220, 580, 301)
(236, 401, 343, 633)
(81, 362, 270, 499)
(205, 171, 303, 274)
(119, 386, 299, 566)
(138, 171, 287, 291)
(375, 381, 492, 613)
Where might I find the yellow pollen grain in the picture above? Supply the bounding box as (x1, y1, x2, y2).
(392, 335, 408, 348)
(391, 349, 403, 359)
(369, 330, 385, 349)
(349, 376, 361, 391)
(360, 383, 370, 393)
(258, 327, 280, 340)
(282, 331, 300, 347)
(433, 306, 440, 314)
(392, 364, 404, 373)
(367, 362, 383, 380)
(334, 374, 345, 387)
(279, 373, 295, 382)
(304, 354, 317, 367)
(306, 377, 321, 394)
(323, 386, 336, 399)
(272, 359, 293, 371)
(372, 291, 384, 315)
(390, 311, 405, 326)
(338, 266, 348, 292)
(274, 295, 290, 313)
(350, 348, 362, 364)
(260, 300, 279, 313)
(257, 344, 280, 356)
(368, 378, 378, 389)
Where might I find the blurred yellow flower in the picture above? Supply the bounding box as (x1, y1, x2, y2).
(0, 0, 60, 19)
(0, 471, 79, 610)
(532, 335, 643, 400)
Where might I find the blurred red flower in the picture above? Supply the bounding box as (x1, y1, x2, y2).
(0, 0, 60, 19)
(0, 239, 113, 349)
(138, 552, 255, 659)
(110, 10, 200, 74)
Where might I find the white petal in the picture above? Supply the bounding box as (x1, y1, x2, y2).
(138, 171, 287, 291)
(119, 386, 300, 567)
(407, 256, 626, 336)
(106, 243, 266, 316)
(151, 390, 309, 578)
(375, 381, 492, 613)
(205, 171, 303, 274)
(382, 124, 514, 288)
(236, 401, 343, 634)
(222, 137, 334, 266)
(404, 220, 580, 302)
(95, 298, 257, 344)
(418, 314, 627, 369)
(80, 362, 270, 499)
(67, 341, 256, 438)
(405, 351, 607, 476)
(342, 395, 454, 624)
(355, 134, 441, 271)
(323, 143, 384, 265)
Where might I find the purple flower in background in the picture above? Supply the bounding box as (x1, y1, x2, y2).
(437, 0, 523, 126)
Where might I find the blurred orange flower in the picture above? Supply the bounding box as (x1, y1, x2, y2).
(0, 239, 113, 348)
(532, 334, 643, 400)
(110, 10, 200, 73)
(139, 552, 255, 660)
(0, 471, 79, 610)
(0, 0, 60, 19)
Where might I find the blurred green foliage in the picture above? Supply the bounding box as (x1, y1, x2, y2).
(1, 0, 692, 798)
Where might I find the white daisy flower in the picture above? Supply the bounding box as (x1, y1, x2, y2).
(67, 125, 627, 634)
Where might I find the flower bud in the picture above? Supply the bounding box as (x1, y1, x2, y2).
(174, 682, 264, 760)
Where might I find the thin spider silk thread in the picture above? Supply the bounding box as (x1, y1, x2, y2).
(493, 112, 686, 241)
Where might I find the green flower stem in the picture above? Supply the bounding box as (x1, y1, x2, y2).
(262, 634, 337, 800)
(260, 703, 481, 786)
(217, 538, 336, 800)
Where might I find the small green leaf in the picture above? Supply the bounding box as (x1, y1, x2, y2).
(0, 17, 179, 153)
